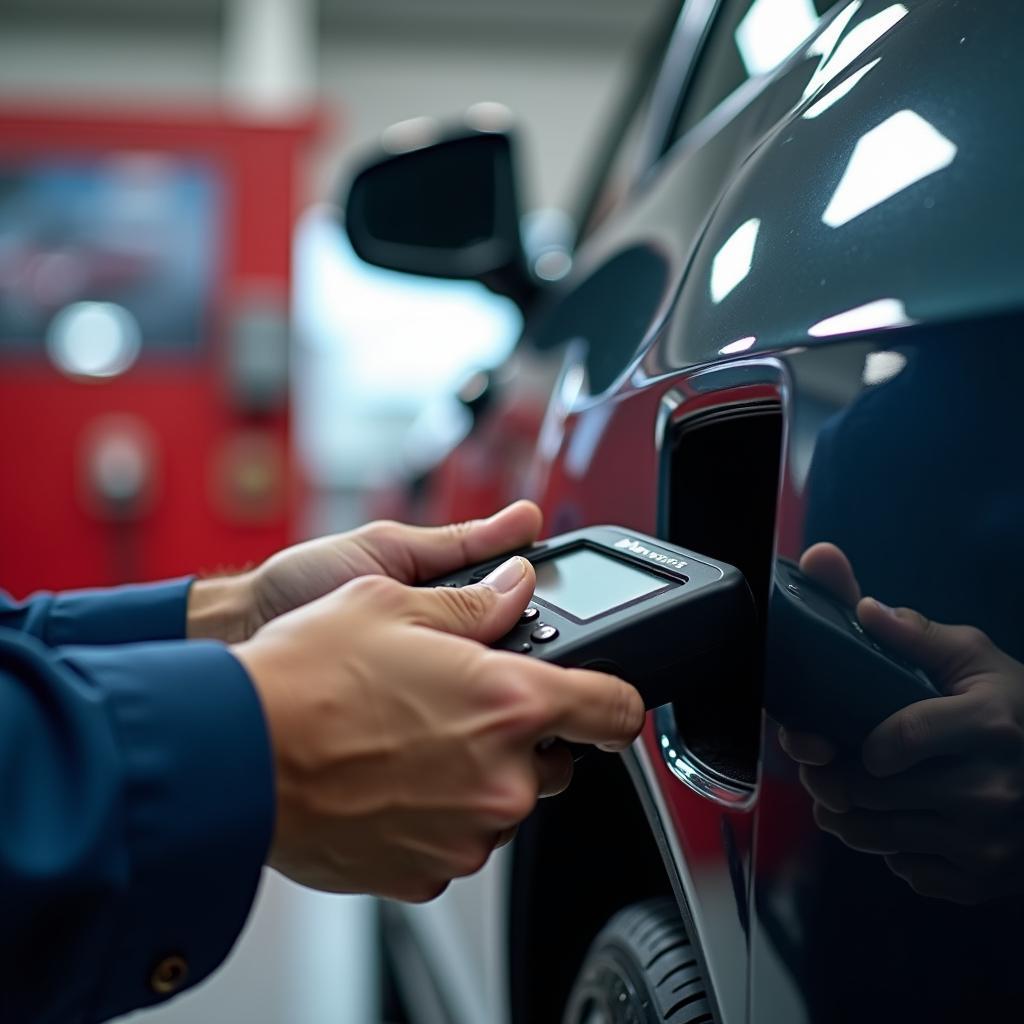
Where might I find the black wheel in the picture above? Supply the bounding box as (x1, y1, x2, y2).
(563, 899, 713, 1024)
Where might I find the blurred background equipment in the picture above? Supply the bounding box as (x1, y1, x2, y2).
(0, 107, 315, 595)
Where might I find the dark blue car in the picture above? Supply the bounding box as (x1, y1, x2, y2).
(345, 1, 1024, 1020)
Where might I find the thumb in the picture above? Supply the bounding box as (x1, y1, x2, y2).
(411, 555, 536, 643)
(857, 598, 1000, 690)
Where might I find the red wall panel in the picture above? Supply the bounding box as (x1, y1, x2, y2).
(0, 105, 322, 595)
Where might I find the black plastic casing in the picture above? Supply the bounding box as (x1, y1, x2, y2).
(425, 525, 755, 710)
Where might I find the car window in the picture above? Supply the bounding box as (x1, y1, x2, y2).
(575, 2, 683, 242)
(670, 0, 835, 146)
(577, 94, 657, 240)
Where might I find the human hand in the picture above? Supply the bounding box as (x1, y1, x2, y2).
(779, 542, 1024, 904)
(187, 500, 543, 643)
(232, 554, 645, 901)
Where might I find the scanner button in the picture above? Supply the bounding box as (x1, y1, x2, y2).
(531, 624, 559, 643)
(520, 606, 540, 624)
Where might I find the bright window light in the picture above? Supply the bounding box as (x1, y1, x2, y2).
(710, 218, 761, 303)
(803, 58, 879, 119)
(823, 109, 957, 227)
(292, 206, 522, 486)
(808, 298, 910, 337)
(736, 0, 821, 77)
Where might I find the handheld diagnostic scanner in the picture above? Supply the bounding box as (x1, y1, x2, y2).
(426, 525, 755, 710)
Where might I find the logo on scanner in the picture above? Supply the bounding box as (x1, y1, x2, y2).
(614, 537, 688, 570)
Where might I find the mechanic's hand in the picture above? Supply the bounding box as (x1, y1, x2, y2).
(232, 555, 645, 901)
(778, 542, 1024, 905)
(187, 500, 543, 643)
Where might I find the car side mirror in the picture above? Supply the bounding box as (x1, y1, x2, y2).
(344, 118, 535, 306)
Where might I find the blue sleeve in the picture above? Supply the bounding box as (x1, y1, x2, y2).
(0, 578, 194, 646)
(0, 627, 274, 1024)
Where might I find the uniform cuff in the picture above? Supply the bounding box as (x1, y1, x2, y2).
(57, 640, 274, 1021)
(47, 578, 195, 646)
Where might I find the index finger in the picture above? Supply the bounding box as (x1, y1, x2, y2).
(861, 690, 988, 777)
(540, 665, 646, 751)
(798, 543, 861, 607)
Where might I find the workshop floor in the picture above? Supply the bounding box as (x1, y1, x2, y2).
(116, 872, 379, 1024)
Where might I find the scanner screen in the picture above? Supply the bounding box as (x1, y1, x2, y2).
(533, 547, 670, 621)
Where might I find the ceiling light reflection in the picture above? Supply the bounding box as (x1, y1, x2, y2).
(381, 116, 441, 154)
(710, 218, 761, 303)
(465, 101, 514, 134)
(808, 298, 911, 338)
(823, 109, 957, 227)
(802, 58, 879, 118)
(735, 0, 820, 76)
(719, 336, 757, 355)
(807, 0, 862, 60)
(803, 4, 907, 100)
(862, 349, 908, 384)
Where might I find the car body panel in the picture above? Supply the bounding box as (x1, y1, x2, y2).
(649, 0, 1024, 375)
(751, 328, 1024, 1022)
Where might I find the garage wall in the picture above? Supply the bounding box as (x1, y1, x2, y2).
(317, 36, 635, 212)
(0, 7, 657, 212)
(0, 27, 223, 102)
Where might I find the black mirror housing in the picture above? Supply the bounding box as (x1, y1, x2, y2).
(344, 127, 534, 305)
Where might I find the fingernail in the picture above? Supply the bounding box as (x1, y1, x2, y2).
(481, 556, 526, 594)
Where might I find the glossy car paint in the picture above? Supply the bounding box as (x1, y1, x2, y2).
(385, 0, 1024, 1020)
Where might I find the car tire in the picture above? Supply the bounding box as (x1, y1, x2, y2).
(563, 898, 712, 1024)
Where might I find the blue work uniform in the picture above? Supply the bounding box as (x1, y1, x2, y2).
(0, 579, 273, 1023)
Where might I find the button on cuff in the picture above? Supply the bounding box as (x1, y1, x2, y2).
(150, 955, 189, 996)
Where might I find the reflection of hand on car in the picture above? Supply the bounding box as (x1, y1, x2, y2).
(779, 542, 1024, 905)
